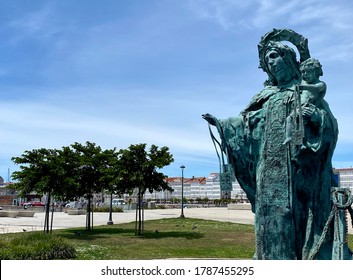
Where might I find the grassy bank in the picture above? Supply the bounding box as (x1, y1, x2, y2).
(58, 218, 255, 259)
(1, 218, 255, 259)
(1, 218, 352, 260)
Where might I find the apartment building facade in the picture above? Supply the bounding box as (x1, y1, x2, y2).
(333, 167, 353, 193)
(144, 172, 245, 201)
(144, 168, 353, 201)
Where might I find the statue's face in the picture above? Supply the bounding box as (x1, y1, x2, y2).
(301, 66, 316, 83)
(265, 49, 291, 85)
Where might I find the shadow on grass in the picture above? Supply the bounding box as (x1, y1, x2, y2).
(141, 230, 204, 240)
(58, 227, 136, 240)
(58, 226, 203, 241)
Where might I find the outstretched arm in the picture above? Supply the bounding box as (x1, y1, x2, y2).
(202, 113, 218, 126)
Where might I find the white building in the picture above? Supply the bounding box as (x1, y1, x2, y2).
(144, 172, 246, 201)
(333, 167, 353, 193)
(143, 168, 353, 201)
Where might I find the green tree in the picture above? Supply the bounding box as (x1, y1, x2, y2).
(11, 142, 121, 232)
(12, 148, 66, 233)
(11, 142, 174, 234)
(117, 144, 174, 235)
(99, 148, 129, 196)
(70, 141, 109, 231)
(55, 145, 81, 201)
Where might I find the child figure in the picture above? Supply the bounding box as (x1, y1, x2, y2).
(283, 58, 326, 145)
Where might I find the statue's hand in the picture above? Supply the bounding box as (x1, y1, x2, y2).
(302, 104, 320, 124)
(298, 84, 310, 91)
(202, 113, 217, 126)
(298, 84, 305, 91)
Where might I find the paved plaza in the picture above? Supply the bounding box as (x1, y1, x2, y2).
(0, 207, 352, 234)
(0, 207, 256, 234)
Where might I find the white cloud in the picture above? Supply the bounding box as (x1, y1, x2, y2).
(7, 3, 61, 42)
(186, 0, 253, 31)
(0, 92, 214, 158)
(187, 0, 353, 39)
(1, 0, 352, 180)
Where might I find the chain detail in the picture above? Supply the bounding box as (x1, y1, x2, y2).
(307, 205, 336, 260)
(308, 188, 353, 260)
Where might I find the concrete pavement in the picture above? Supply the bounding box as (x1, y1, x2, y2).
(0, 207, 255, 234)
(0, 207, 352, 235)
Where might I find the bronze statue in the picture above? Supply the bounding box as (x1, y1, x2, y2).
(203, 28, 352, 259)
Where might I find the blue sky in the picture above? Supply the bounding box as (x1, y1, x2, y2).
(0, 0, 353, 181)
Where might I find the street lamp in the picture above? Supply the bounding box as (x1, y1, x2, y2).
(180, 165, 185, 218)
(107, 192, 114, 225)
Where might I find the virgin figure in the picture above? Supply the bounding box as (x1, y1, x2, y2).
(203, 29, 338, 260)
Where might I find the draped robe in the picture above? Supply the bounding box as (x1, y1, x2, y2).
(215, 83, 338, 259)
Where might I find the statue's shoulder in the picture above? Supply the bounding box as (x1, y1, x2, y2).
(242, 86, 277, 113)
(255, 86, 277, 99)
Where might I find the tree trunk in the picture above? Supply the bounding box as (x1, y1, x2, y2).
(86, 196, 91, 231)
(50, 202, 54, 234)
(44, 191, 51, 234)
(135, 188, 144, 236)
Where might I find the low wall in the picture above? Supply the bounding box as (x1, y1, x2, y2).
(0, 211, 19, 218)
(0, 206, 45, 213)
(18, 211, 35, 217)
(227, 203, 251, 210)
(67, 209, 86, 215)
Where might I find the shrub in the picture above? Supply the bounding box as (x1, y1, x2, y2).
(0, 232, 76, 260)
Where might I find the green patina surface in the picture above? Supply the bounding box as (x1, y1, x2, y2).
(204, 28, 353, 260)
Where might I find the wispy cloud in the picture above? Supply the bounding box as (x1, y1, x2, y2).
(187, 0, 353, 63)
(1, 1, 352, 180)
(187, 0, 353, 35)
(0, 87, 215, 158)
(186, 0, 252, 31)
(7, 3, 61, 42)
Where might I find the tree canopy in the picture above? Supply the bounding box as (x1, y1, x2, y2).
(117, 143, 174, 235)
(11, 142, 174, 233)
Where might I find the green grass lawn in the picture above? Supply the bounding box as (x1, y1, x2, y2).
(56, 218, 256, 259)
(1, 218, 353, 260)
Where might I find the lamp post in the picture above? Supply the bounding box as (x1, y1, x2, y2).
(180, 165, 185, 218)
(107, 192, 113, 225)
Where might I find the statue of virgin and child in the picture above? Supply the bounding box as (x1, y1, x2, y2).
(203, 28, 351, 260)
